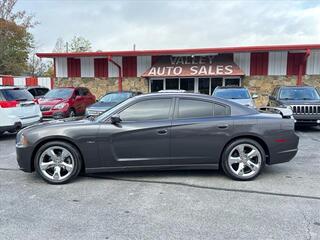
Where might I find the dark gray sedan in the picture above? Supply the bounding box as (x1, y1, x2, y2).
(16, 93, 299, 184)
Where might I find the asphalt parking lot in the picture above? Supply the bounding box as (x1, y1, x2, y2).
(0, 128, 320, 240)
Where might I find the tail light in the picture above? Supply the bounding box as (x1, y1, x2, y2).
(0, 100, 18, 108)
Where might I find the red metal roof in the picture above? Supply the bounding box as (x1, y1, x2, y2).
(36, 44, 320, 58)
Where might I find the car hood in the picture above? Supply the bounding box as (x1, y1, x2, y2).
(279, 100, 320, 105)
(38, 98, 66, 106)
(87, 101, 118, 111)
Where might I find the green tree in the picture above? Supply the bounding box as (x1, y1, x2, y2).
(69, 36, 92, 52)
(0, 0, 37, 75)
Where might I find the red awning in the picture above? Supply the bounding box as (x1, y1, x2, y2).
(142, 56, 244, 77)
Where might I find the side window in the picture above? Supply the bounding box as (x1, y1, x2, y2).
(37, 88, 49, 96)
(28, 89, 37, 96)
(81, 88, 89, 96)
(177, 99, 214, 119)
(74, 89, 80, 96)
(214, 103, 229, 116)
(119, 99, 172, 122)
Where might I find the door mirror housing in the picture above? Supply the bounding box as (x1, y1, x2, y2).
(110, 114, 122, 124)
(252, 93, 258, 99)
(269, 95, 275, 100)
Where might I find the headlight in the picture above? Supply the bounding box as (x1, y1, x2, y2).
(17, 133, 29, 146)
(53, 103, 68, 110)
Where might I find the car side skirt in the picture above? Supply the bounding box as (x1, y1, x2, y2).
(85, 164, 220, 173)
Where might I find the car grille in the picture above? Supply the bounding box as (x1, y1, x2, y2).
(291, 105, 320, 115)
(40, 105, 51, 111)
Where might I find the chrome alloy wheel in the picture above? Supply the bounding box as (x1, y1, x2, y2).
(227, 143, 262, 178)
(39, 146, 74, 181)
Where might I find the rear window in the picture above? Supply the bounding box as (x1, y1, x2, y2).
(0, 89, 34, 101)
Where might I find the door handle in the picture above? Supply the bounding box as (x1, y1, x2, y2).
(218, 124, 229, 129)
(157, 129, 168, 135)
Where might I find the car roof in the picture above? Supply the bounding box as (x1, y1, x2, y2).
(215, 86, 247, 90)
(0, 86, 24, 90)
(106, 91, 140, 94)
(279, 85, 316, 89)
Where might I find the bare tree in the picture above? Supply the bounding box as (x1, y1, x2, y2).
(69, 36, 92, 52)
(53, 37, 66, 53)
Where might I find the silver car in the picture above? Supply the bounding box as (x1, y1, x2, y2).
(213, 86, 258, 108)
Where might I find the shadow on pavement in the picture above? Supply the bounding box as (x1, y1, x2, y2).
(0, 133, 16, 141)
(295, 125, 320, 132)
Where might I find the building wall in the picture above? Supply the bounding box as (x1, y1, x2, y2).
(54, 77, 149, 99)
(53, 75, 320, 107)
(243, 75, 320, 106)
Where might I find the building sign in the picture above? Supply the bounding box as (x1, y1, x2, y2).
(142, 56, 244, 77)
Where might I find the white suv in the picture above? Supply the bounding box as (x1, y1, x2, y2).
(0, 86, 42, 135)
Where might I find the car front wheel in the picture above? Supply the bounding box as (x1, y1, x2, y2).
(34, 141, 82, 184)
(221, 138, 265, 181)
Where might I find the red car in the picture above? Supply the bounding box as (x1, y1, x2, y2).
(38, 87, 96, 119)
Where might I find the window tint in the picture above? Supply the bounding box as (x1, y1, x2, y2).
(120, 99, 172, 121)
(28, 89, 37, 96)
(214, 104, 228, 116)
(37, 88, 49, 96)
(80, 88, 89, 96)
(178, 99, 214, 119)
(0, 89, 34, 101)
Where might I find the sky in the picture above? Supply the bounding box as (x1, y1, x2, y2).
(15, 0, 320, 53)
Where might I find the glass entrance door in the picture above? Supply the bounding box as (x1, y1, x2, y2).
(150, 79, 164, 92)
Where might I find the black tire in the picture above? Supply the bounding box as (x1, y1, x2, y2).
(221, 138, 265, 181)
(68, 108, 76, 118)
(34, 141, 82, 184)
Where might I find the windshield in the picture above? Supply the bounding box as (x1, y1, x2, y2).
(44, 89, 74, 99)
(214, 89, 250, 99)
(0, 89, 34, 101)
(100, 92, 132, 103)
(279, 88, 320, 100)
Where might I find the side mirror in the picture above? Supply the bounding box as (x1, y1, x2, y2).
(269, 95, 275, 100)
(110, 114, 122, 124)
(252, 93, 258, 99)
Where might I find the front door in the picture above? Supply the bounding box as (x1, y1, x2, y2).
(171, 98, 233, 165)
(99, 98, 174, 167)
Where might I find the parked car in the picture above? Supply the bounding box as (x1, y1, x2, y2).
(0, 86, 42, 135)
(268, 86, 320, 126)
(212, 86, 257, 108)
(16, 92, 298, 184)
(27, 86, 49, 99)
(86, 91, 141, 117)
(38, 87, 96, 119)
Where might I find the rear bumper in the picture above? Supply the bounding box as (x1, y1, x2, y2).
(21, 115, 42, 127)
(16, 145, 34, 172)
(267, 131, 299, 165)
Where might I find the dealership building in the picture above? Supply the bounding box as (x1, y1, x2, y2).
(37, 44, 320, 106)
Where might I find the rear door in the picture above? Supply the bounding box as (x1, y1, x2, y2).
(98, 97, 174, 167)
(171, 97, 233, 165)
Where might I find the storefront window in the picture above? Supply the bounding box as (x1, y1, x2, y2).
(211, 78, 223, 94)
(198, 78, 210, 95)
(166, 78, 179, 90)
(225, 78, 240, 86)
(150, 79, 164, 92)
(180, 78, 195, 92)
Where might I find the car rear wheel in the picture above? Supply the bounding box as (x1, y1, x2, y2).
(34, 141, 82, 184)
(221, 139, 265, 181)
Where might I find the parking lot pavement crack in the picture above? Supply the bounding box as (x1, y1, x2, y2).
(298, 206, 312, 240)
(87, 174, 320, 201)
(0, 168, 19, 171)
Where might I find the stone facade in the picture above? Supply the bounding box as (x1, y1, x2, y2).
(54, 77, 149, 99)
(54, 75, 320, 107)
(243, 75, 320, 106)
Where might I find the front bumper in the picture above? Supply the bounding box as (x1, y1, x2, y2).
(0, 122, 22, 133)
(42, 110, 69, 119)
(16, 144, 34, 172)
